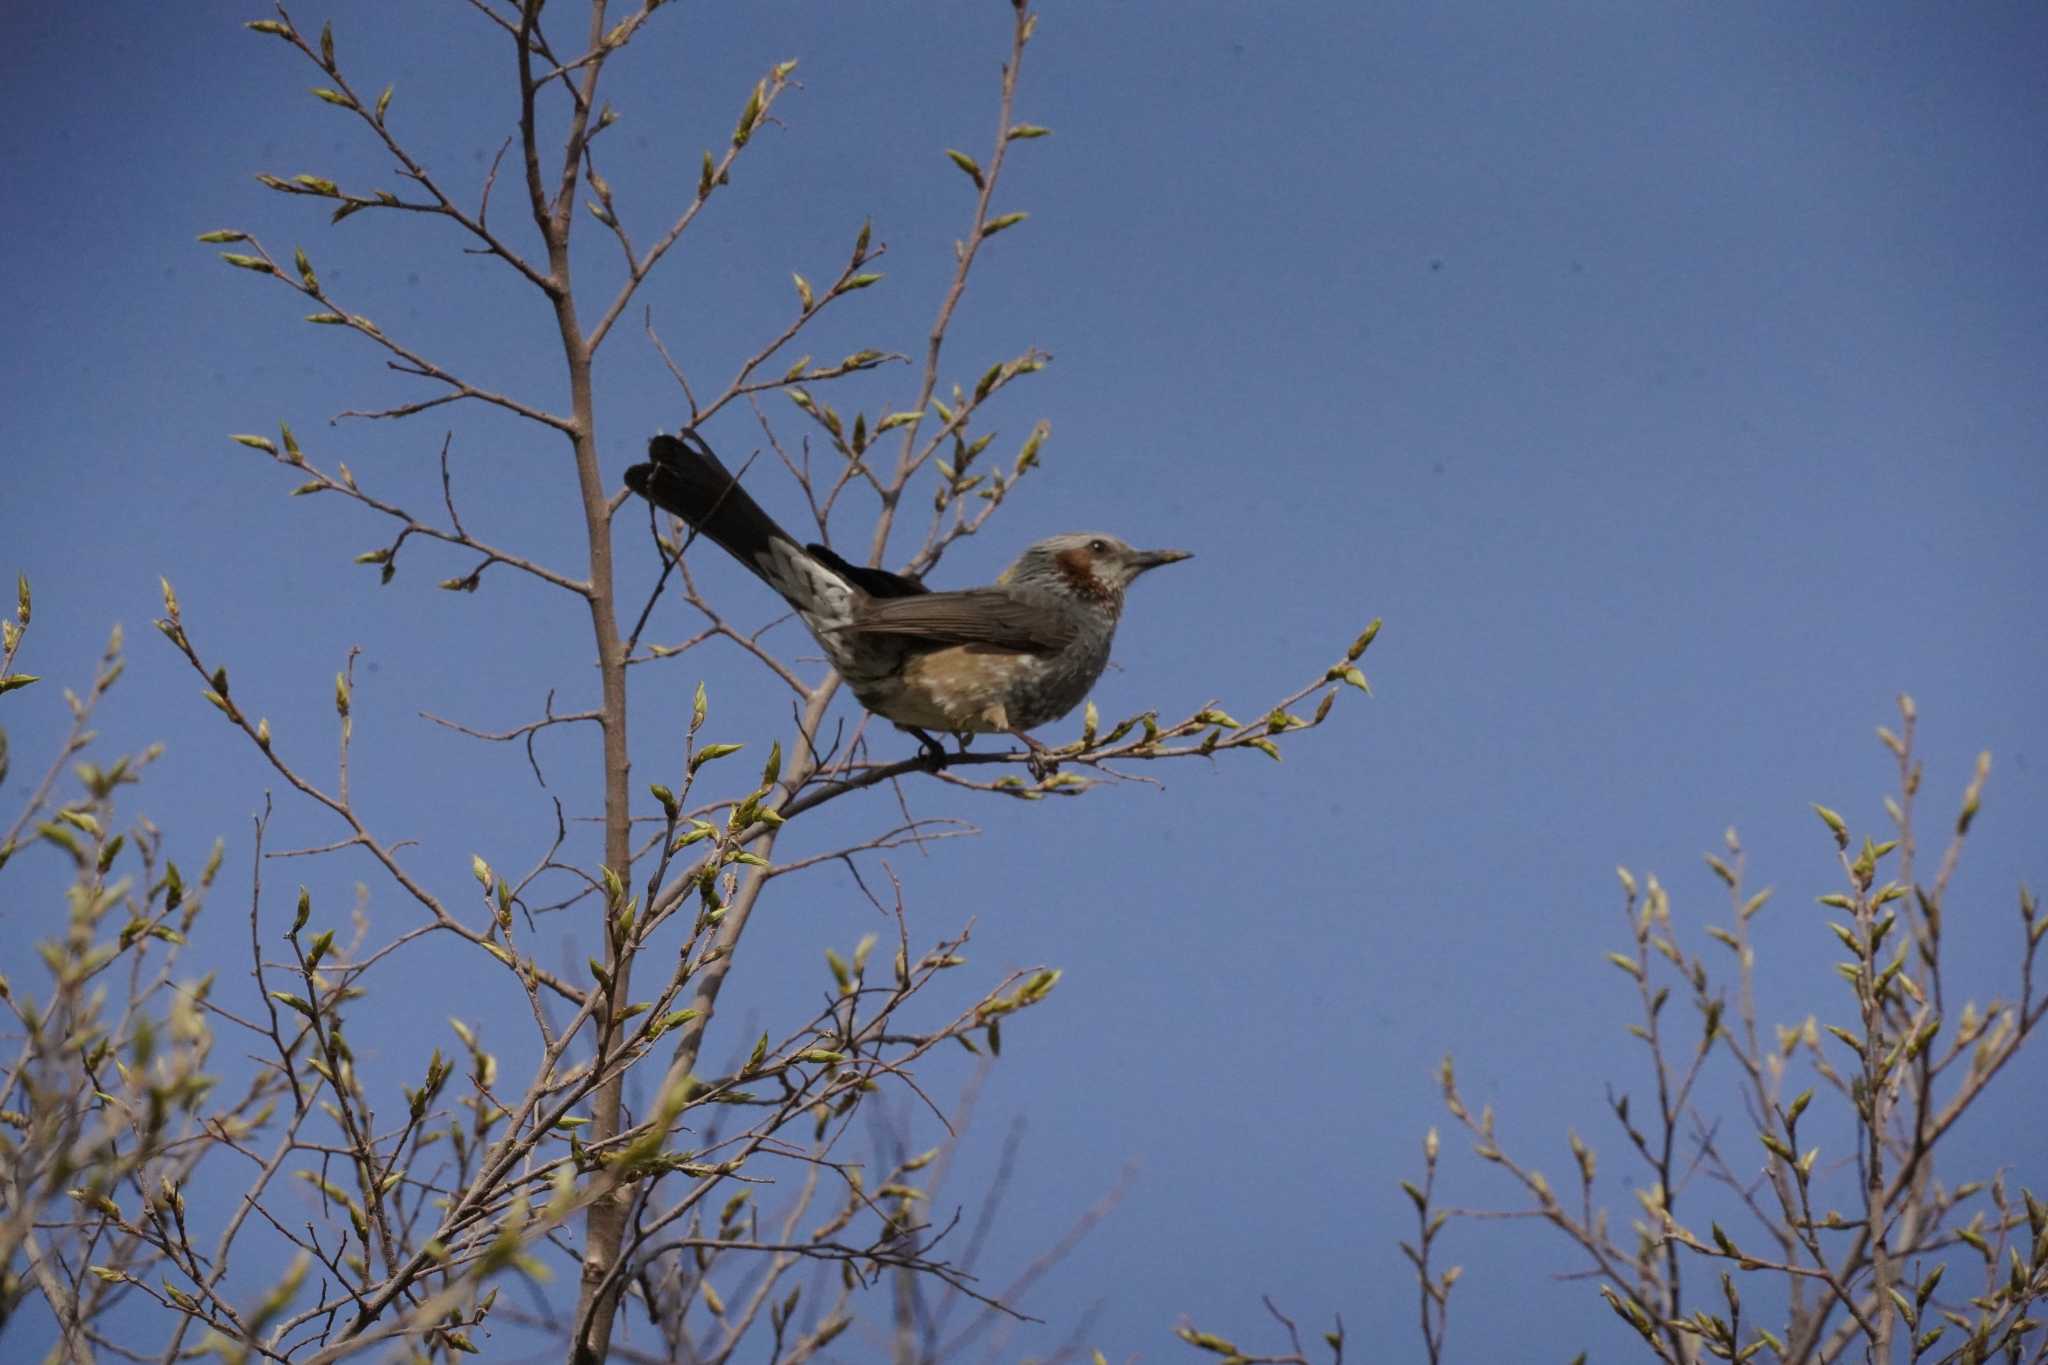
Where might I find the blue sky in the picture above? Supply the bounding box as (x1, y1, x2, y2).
(6, 2, 2046, 1359)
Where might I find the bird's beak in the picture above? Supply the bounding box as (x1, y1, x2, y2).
(1132, 548, 1192, 573)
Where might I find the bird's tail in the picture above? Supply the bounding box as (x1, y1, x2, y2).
(626, 433, 859, 623)
(627, 433, 800, 583)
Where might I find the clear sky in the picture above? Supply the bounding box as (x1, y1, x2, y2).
(5, 2, 2046, 1359)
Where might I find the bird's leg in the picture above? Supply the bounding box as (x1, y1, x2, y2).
(1009, 728, 1057, 781)
(899, 725, 947, 766)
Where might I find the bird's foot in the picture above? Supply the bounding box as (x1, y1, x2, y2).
(1010, 729, 1058, 781)
(903, 726, 947, 766)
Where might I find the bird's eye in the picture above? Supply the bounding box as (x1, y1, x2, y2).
(1087, 538, 1109, 554)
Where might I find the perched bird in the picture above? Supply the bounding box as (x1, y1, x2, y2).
(625, 432, 1189, 765)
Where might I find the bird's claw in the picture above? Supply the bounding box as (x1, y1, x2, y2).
(903, 726, 947, 766)
(1010, 730, 1059, 781)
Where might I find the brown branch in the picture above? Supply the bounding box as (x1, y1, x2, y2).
(872, 6, 1036, 570)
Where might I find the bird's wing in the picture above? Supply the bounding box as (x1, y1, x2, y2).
(833, 589, 1076, 653)
(805, 543, 928, 599)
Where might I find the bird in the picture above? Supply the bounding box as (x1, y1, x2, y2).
(624, 432, 1189, 768)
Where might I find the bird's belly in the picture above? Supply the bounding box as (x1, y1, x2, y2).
(844, 640, 1107, 735)
(853, 645, 1046, 733)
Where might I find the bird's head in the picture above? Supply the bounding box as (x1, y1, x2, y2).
(1000, 533, 1191, 605)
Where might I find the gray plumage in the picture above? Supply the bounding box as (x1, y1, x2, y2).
(625, 434, 1188, 746)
